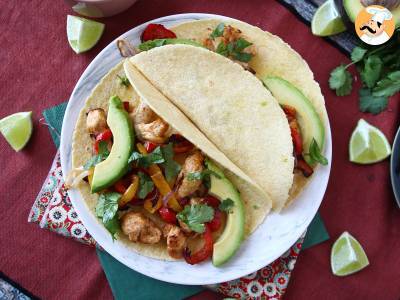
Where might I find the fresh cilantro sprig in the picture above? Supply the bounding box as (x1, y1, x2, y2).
(304, 138, 328, 166)
(83, 141, 110, 170)
(96, 192, 121, 240)
(137, 171, 154, 199)
(117, 75, 131, 87)
(128, 146, 165, 167)
(161, 143, 181, 183)
(210, 23, 225, 39)
(176, 204, 214, 233)
(216, 37, 253, 62)
(219, 198, 235, 213)
(328, 29, 400, 114)
(186, 169, 222, 181)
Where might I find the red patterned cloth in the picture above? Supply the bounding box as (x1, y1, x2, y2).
(28, 150, 304, 299)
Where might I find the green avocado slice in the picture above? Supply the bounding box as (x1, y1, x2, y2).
(206, 160, 245, 267)
(343, 0, 400, 28)
(262, 76, 325, 155)
(138, 38, 204, 51)
(91, 96, 134, 193)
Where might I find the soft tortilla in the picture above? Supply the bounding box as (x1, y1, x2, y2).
(129, 44, 295, 211)
(170, 19, 328, 206)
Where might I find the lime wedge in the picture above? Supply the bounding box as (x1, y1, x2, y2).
(0, 112, 33, 151)
(349, 119, 391, 164)
(331, 231, 369, 276)
(66, 15, 105, 54)
(311, 0, 346, 36)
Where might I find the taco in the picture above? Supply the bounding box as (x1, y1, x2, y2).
(130, 19, 328, 210)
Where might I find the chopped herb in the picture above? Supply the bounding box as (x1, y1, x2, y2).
(328, 65, 353, 96)
(137, 171, 154, 199)
(216, 41, 228, 56)
(138, 39, 168, 51)
(117, 75, 131, 87)
(161, 143, 181, 183)
(359, 88, 388, 115)
(128, 146, 165, 167)
(215, 38, 253, 62)
(210, 23, 225, 39)
(186, 169, 222, 181)
(176, 204, 214, 233)
(234, 38, 252, 52)
(260, 101, 267, 106)
(219, 198, 235, 213)
(96, 192, 121, 239)
(253, 205, 260, 210)
(305, 138, 328, 166)
(83, 141, 109, 170)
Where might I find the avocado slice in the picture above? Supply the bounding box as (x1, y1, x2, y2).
(138, 38, 204, 51)
(91, 96, 134, 193)
(343, 0, 400, 28)
(262, 76, 325, 154)
(206, 160, 245, 267)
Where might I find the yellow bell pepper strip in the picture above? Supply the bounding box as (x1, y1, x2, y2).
(136, 143, 182, 212)
(144, 190, 163, 213)
(119, 175, 139, 208)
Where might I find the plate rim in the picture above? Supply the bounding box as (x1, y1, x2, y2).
(390, 126, 400, 208)
(60, 13, 332, 285)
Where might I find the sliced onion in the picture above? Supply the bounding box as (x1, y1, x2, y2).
(65, 167, 89, 189)
(162, 191, 174, 207)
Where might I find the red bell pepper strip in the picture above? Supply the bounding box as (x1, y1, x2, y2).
(289, 121, 303, 156)
(123, 101, 130, 112)
(144, 141, 158, 153)
(93, 129, 112, 154)
(282, 105, 296, 120)
(158, 207, 177, 224)
(141, 24, 177, 42)
(203, 195, 220, 209)
(208, 209, 222, 232)
(114, 180, 127, 194)
(183, 224, 213, 265)
(296, 158, 313, 177)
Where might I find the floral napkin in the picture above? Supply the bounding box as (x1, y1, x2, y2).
(28, 102, 328, 299)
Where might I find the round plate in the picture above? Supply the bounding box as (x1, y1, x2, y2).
(390, 126, 400, 208)
(60, 13, 332, 285)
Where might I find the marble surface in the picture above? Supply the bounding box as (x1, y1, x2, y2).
(60, 13, 332, 285)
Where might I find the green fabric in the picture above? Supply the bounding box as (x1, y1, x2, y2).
(42, 102, 330, 300)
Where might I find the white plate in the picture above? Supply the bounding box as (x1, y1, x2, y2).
(60, 13, 332, 285)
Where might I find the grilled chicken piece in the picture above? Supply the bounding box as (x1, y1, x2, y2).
(177, 152, 205, 198)
(86, 108, 108, 135)
(135, 119, 169, 143)
(131, 103, 170, 143)
(163, 224, 187, 259)
(121, 212, 161, 244)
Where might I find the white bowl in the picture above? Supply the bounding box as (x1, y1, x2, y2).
(60, 13, 332, 285)
(64, 0, 138, 18)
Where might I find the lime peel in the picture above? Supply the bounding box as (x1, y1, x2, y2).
(331, 231, 369, 276)
(0, 111, 33, 151)
(349, 119, 391, 164)
(311, 0, 346, 37)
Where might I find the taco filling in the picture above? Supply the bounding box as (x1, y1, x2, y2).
(68, 95, 245, 266)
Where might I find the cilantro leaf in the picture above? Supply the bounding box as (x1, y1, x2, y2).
(234, 38, 252, 51)
(186, 169, 222, 181)
(350, 47, 367, 63)
(117, 75, 130, 87)
(177, 204, 214, 233)
(95, 192, 121, 239)
(372, 71, 400, 98)
(306, 138, 328, 165)
(128, 146, 165, 167)
(161, 143, 181, 183)
(137, 171, 154, 199)
(329, 65, 353, 96)
(215, 38, 253, 62)
(210, 23, 225, 39)
(359, 88, 388, 115)
(219, 198, 235, 213)
(216, 41, 228, 56)
(232, 51, 253, 63)
(83, 141, 110, 170)
(138, 39, 168, 51)
(360, 55, 383, 88)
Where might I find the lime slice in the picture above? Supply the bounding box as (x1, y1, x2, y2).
(66, 15, 105, 54)
(0, 112, 33, 151)
(331, 231, 369, 276)
(311, 0, 346, 36)
(349, 119, 391, 164)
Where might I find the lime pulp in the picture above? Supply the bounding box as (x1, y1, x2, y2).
(0, 111, 33, 151)
(311, 0, 346, 37)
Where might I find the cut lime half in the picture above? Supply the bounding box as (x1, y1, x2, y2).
(311, 0, 346, 37)
(331, 231, 369, 276)
(67, 15, 105, 54)
(349, 119, 391, 164)
(0, 111, 33, 151)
